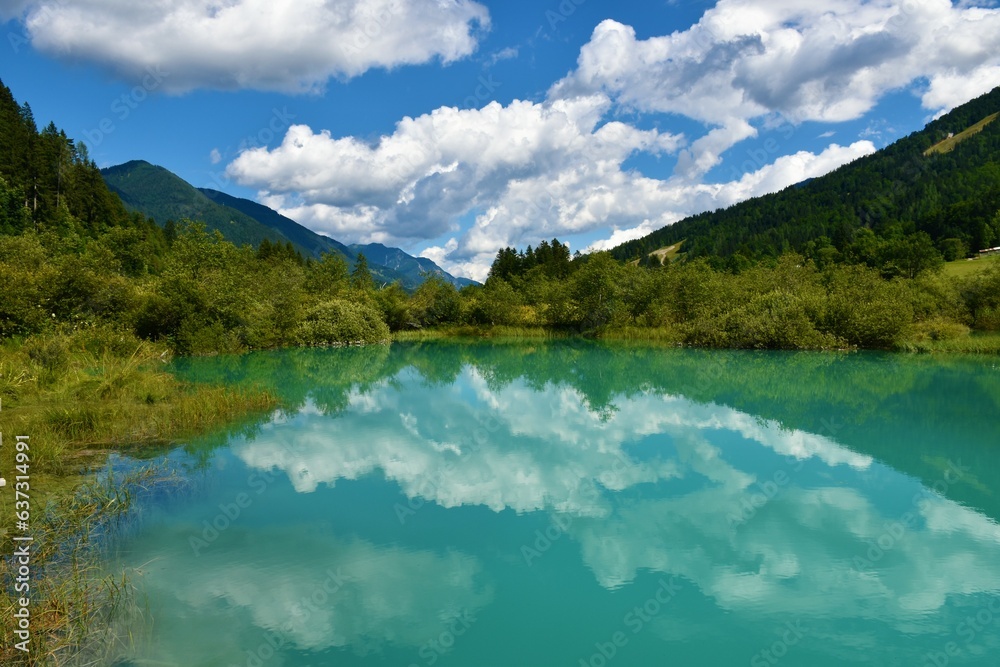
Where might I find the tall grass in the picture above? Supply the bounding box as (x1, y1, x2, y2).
(0, 465, 189, 665)
(393, 325, 567, 341)
(0, 326, 277, 665)
(596, 326, 684, 343)
(0, 327, 277, 474)
(897, 332, 1000, 355)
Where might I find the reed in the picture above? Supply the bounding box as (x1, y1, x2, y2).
(595, 326, 685, 343)
(0, 465, 190, 665)
(897, 332, 1000, 355)
(392, 325, 566, 341)
(0, 328, 276, 665)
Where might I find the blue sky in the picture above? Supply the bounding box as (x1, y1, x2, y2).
(2, 0, 999, 279)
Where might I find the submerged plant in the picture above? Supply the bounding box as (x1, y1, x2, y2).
(0, 465, 190, 666)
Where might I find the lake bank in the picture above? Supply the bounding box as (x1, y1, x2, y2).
(0, 328, 277, 665)
(393, 325, 1000, 354)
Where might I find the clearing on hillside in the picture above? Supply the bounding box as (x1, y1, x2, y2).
(630, 240, 686, 266)
(924, 112, 999, 156)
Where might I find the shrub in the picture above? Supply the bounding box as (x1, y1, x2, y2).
(910, 317, 971, 342)
(297, 299, 390, 345)
(721, 290, 837, 349)
(822, 265, 913, 348)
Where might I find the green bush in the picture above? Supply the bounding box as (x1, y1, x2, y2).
(466, 280, 521, 326)
(822, 265, 913, 348)
(373, 283, 415, 331)
(961, 262, 1000, 330)
(297, 299, 390, 345)
(0, 234, 56, 336)
(720, 290, 837, 349)
(910, 317, 971, 342)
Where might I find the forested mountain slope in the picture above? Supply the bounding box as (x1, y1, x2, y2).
(610, 86, 1000, 265)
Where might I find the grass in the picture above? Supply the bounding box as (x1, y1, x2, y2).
(393, 325, 567, 341)
(0, 465, 189, 665)
(897, 331, 1000, 355)
(0, 328, 277, 477)
(630, 240, 685, 267)
(942, 253, 1000, 279)
(0, 326, 278, 665)
(596, 325, 684, 343)
(649, 240, 685, 265)
(924, 112, 999, 155)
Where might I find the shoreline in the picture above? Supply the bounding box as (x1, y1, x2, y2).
(392, 326, 1000, 355)
(2, 328, 995, 663)
(0, 330, 278, 665)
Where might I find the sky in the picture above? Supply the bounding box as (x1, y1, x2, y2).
(1, 1, 1000, 280)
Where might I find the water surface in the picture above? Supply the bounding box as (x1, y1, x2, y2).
(116, 342, 1000, 666)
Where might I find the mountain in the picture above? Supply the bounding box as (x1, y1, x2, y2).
(200, 191, 475, 289)
(102, 160, 476, 289)
(102, 160, 299, 251)
(350, 243, 477, 288)
(610, 85, 1000, 264)
(199, 188, 352, 260)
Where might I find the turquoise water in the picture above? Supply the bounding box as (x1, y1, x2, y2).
(115, 342, 1000, 666)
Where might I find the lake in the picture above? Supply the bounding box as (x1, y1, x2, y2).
(110, 341, 1000, 666)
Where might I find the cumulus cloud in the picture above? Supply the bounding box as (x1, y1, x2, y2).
(585, 140, 876, 252)
(227, 95, 685, 278)
(226, 0, 1000, 279)
(550, 1, 1000, 173)
(553, 2, 1000, 123)
(232, 108, 871, 280)
(19, 0, 489, 92)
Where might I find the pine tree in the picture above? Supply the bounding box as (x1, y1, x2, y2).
(351, 252, 374, 292)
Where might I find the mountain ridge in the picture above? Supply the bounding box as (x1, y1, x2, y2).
(101, 160, 476, 289)
(349, 242, 477, 288)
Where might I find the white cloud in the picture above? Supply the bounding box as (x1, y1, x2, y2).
(208, 148, 222, 165)
(586, 140, 875, 253)
(225, 0, 1000, 279)
(550, 1, 1000, 172)
(922, 63, 1000, 112)
(227, 96, 685, 274)
(231, 108, 872, 279)
(19, 0, 490, 92)
(485, 46, 519, 67)
(555, 2, 1000, 121)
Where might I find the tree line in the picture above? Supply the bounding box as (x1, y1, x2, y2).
(1, 78, 998, 353)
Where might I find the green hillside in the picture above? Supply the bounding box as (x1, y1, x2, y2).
(611, 86, 1000, 268)
(199, 187, 353, 260)
(102, 160, 303, 252)
(925, 112, 998, 155)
